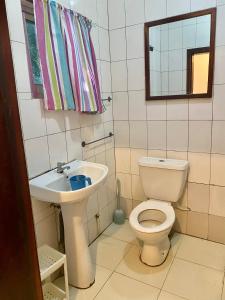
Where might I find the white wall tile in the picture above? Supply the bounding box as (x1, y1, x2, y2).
(5, 0, 25, 43)
(19, 99, 46, 140)
(117, 173, 132, 198)
(64, 111, 80, 130)
(114, 121, 130, 147)
(167, 121, 188, 151)
(129, 90, 146, 120)
(113, 92, 129, 120)
(191, 0, 216, 11)
(125, 0, 145, 26)
(147, 100, 167, 120)
(145, 0, 167, 21)
(213, 85, 225, 120)
(216, 5, 225, 46)
(99, 28, 110, 61)
(130, 121, 148, 149)
(189, 99, 212, 120)
(11, 41, 31, 93)
(111, 61, 128, 92)
(45, 111, 65, 135)
(167, 100, 188, 120)
(210, 185, 225, 217)
(188, 152, 210, 184)
(66, 129, 82, 162)
(189, 121, 212, 153)
(214, 46, 225, 84)
(130, 148, 147, 175)
(100, 61, 112, 92)
(167, 0, 191, 17)
(108, 0, 125, 29)
(48, 133, 67, 169)
(212, 121, 225, 154)
(110, 29, 126, 61)
(126, 24, 144, 59)
(115, 148, 131, 173)
(24, 137, 50, 178)
(148, 121, 167, 150)
(97, 0, 108, 29)
(131, 175, 146, 200)
(211, 154, 225, 186)
(127, 58, 145, 90)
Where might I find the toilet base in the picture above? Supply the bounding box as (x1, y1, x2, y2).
(140, 236, 171, 266)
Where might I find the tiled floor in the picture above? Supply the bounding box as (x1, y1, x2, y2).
(55, 221, 225, 300)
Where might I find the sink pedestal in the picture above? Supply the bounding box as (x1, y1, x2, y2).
(61, 199, 94, 288)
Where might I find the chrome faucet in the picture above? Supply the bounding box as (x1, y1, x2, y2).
(56, 162, 71, 174)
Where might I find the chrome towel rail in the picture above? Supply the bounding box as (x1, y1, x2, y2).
(102, 96, 112, 102)
(81, 132, 114, 147)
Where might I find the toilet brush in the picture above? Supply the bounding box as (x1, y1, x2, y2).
(113, 179, 125, 224)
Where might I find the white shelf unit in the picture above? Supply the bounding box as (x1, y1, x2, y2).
(38, 245, 69, 300)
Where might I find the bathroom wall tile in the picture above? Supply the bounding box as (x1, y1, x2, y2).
(148, 149, 167, 158)
(188, 152, 210, 184)
(91, 26, 100, 60)
(148, 121, 166, 150)
(212, 121, 225, 154)
(48, 132, 67, 169)
(216, 5, 225, 46)
(167, 100, 188, 121)
(167, 121, 188, 151)
(129, 90, 146, 120)
(5, 0, 25, 43)
(208, 215, 225, 244)
(188, 121, 212, 153)
(211, 154, 225, 186)
(189, 99, 212, 120)
(131, 175, 146, 201)
(115, 148, 131, 173)
(173, 209, 187, 234)
(117, 173, 132, 199)
(64, 111, 80, 130)
(125, 0, 145, 26)
(191, 0, 216, 11)
(113, 92, 129, 121)
(126, 24, 144, 59)
(213, 85, 225, 120)
(188, 183, 210, 213)
(66, 129, 82, 162)
(11, 41, 31, 93)
(214, 46, 225, 84)
(130, 121, 148, 149)
(130, 148, 147, 175)
(209, 185, 225, 218)
(105, 148, 116, 175)
(98, 183, 108, 209)
(166, 151, 188, 160)
(147, 101, 167, 120)
(19, 99, 46, 140)
(97, 0, 108, 29)
(99, 28, 110, 61)
(120, 198, 133, 217)
(24, 137, 50, 178)
(145, 0, 167, 21)
(167, 0, 190, 17)
(108, 0, 125, 29)
(114, 121, 130, 147)
(45, 111, 65, 135)
(111, 61, 128, 92)
(217, 0, 225, 5)
(186, 212, 208, 239)
(127, 58, 145, 91)
(110, 29, 126, 61)
(100, 61, 112, 93)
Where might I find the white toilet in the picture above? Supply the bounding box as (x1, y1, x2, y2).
(129, 157, 189, 266)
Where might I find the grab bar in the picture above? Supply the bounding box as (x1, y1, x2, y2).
(81, 132, 114, 147)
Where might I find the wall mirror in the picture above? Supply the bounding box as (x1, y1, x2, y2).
(144, 8, 216, 100)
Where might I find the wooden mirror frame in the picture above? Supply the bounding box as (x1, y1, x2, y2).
(144, 8, 217, 101)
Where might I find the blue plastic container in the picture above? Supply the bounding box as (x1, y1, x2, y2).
(69, 175, 92, 191)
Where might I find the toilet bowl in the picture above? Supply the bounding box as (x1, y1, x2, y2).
(129, 200, 175, 266)
(129, 157, 189, 266)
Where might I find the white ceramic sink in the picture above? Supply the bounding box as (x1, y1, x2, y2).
(29, 160, 108, 289)
(29, 160, 108, 204)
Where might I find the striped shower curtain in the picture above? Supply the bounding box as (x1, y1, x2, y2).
(34, 0, 103, 113)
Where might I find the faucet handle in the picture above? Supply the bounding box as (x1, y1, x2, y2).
(57, 162, 66, 167)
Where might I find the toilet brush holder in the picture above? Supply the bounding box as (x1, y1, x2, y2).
(113, 179, 125, 224)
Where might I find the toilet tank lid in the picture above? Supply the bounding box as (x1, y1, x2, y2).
(138, 157, 189, 171)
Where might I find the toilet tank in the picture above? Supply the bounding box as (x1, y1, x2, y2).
(139, 157, 189, 203)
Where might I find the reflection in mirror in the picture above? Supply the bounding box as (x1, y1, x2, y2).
(145, 8, 216, 100)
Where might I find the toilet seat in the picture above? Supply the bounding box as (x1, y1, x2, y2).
(129, 200, 175, 234)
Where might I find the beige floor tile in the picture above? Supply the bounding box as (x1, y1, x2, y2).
(158, 291, 188, 300)
(54, 265, 112, 300)
(176, 234, 225, 271)
(222, 284, 225, 300)
(95, 272, 160, 300)
(103, 220, 138, 244)
(163, 258, 223, 300)
(90, 235, 131, 270)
